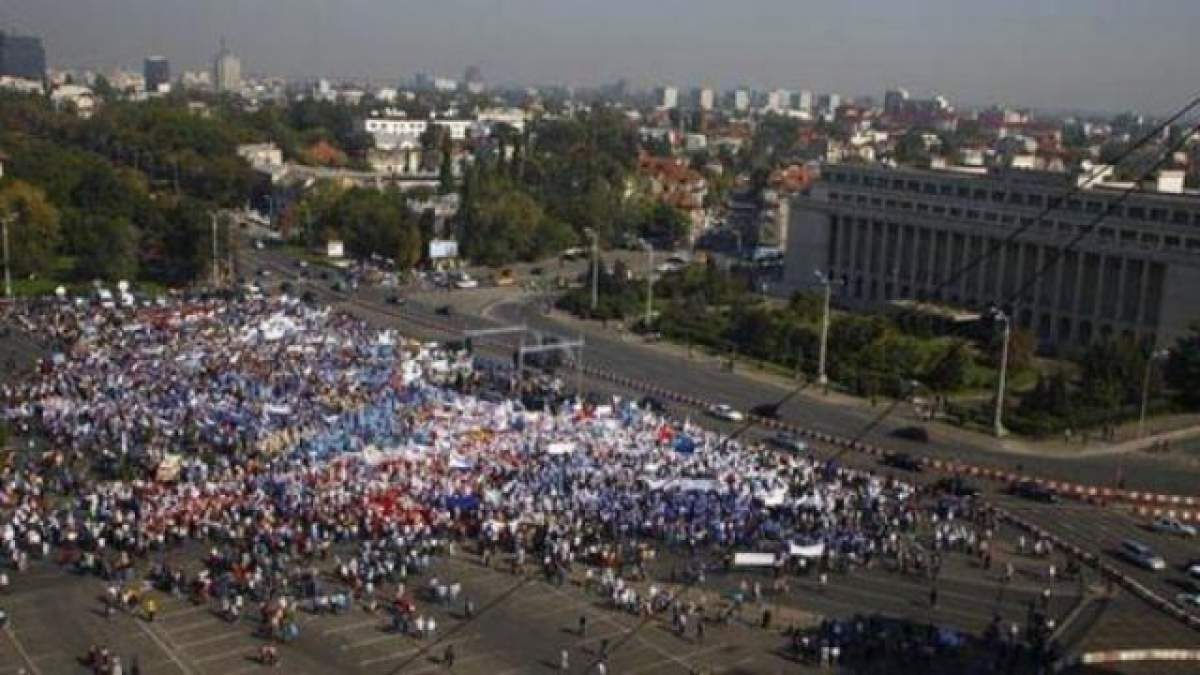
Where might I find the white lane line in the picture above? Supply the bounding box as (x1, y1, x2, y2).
(2, 626, 42, 675)
(402, 648, 509, 675)
(356, 633, 484, 667)
(322, 616, 386, 636)
(134, 620, 196, 675)
(175, 629, 247, 650)
(158, 604, 214, 621)
(341, 631, 408, 651)
(625, 641, 735, 675)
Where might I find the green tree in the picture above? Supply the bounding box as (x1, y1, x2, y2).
(73, 215, 139, 281)
(0, 181, 61, 278)
(924, 341, 971, 392)
(1166, 324, 1200, 407)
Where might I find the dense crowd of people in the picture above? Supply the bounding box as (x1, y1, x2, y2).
(0, 294, 1059, 672)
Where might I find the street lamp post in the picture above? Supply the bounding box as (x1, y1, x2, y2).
(1137, 349, 1170, 439)
(992, 308, 1011, 438)
(640, 239, 654, 328)
(210, 213, 220, 287)
(584, 228, 598, 312)
(1, 212, 12, 300)
(814, 270, 842, 387)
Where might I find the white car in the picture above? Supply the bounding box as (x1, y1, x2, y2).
(453, 275, 479, 289)
(1176, 593, 1200, 608)
(1152, 517, 1197, 537)
(709, 404, 744, 422)
(1188, 562, 1200, 579)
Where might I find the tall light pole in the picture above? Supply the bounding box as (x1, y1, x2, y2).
(210, 212, 220, 287)
(584, 228, 598, 312)
(640, 239, 654, 328)
(1, 212, 12, 300)
(814, 270, 842, 386)
(1137, 349, 1170, 439)
(991, 308, 1011, 438)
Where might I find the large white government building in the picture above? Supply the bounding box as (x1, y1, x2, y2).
(784, 164, 1200, 350)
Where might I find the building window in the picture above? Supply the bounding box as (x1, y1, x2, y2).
(857, 195, 867, 205)
(1067, 199, 1082, 211)
(932, 205, 946, 215)
(892, 179, 905, 189)
(1028, 194, 1044, 207)
(900, 201, 913, 210)
(966, 210, 980, 220)
(1165, 236, 1180, 249)
(1008, 192, 1024, 205)
(1019, 216, 1034, 226)
(949, 207, 962, 217)
(907, 180, 921, 192)
(1086, 201, 1103, 214)
(940, 184, 954, 196)
(886, 199, 897, 208)
(924, 183, 937, 195)
(973, 189, 987, 200)
(1149, 208, 1167, 222)
(1172, 211, 1190, 225)
(991, 191, 1006, 203)
(957, 186, 971, 198)
(871, 197, 882, 207)
(984, 212, 999, 222)
(1128, 206, 1146, 220)
(1000, 214, 1015, 224)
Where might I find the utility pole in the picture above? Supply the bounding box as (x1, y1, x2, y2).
(1137, 349, 1170, 439)
(814, 270, 841, 386)
(992, 308, 1011, 438)
(641, 239, 654, 328)
(585, 228, 599, 312)
(211, 213, 220, 287)
(2, 212, 12, 300)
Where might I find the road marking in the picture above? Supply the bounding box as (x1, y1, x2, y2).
(158, 604, 214, 620)
(322, 616, 386, 636)
(356, 633, 483, 667)
(341, 630, 414, 651)
(1, 625, 42, 675)
(401, 648, 508, 675)
(134, 619, 196, 675)
(625, 641, 735, 675)
(164, 616, 222, 635)
(175, 629, 247, 650)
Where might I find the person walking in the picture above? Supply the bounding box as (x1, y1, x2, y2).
(560, 648, 570, 672)
(929, 585, 938, 609)
(443, 644, 455, 669)
(578, 614, 587, 637)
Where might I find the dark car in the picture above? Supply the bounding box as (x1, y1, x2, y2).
(435, 305, 453, 316)
(301, 291, 316, 305)
(750, 403, 780, 419)
(892, 425, 930, 443)
(1010, 480, 1059, 503)
(882, 453, 924, 472)
(639, 396, 667, 414)
(769, 432, 808, 453)
(529, 267, 544, 276)
(385, 294, 406, 306)
(279, 281, 294, 295)
(934, 477, 981, 498)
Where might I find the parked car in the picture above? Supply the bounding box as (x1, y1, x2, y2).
(639, 396, 667, 414)
(749, 403, 780, 419)
(882, 453, 924, 472)
(385, 294, 407, 306)
(769, 432, 808, 453)
(1010, 480, 1059, 503)
(1189, 561, 1200, 579)
(709, 404, 744, 422)
(1175, 593, 1200, 608)
(934, 477, 982, 498)
(892, 426, 930, 442)
(435, 305, 453, 316)
(1151, 517, 1197, 537)
(1119, 539, 1166, 571)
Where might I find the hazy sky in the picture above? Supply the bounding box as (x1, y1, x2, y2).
(5, 0, 1196, 112)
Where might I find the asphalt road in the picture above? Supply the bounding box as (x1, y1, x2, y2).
(231, 244, 1200, 659)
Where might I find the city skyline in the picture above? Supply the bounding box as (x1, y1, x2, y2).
(4, 0, 1196, 114)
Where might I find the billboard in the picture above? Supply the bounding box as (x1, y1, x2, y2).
(429, 239, 459, 260)
(326, 239, 345, 259)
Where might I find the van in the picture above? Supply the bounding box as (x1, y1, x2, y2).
(1120, 539, 1166, 571)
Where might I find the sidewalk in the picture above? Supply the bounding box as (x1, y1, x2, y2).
(533, 305, 1200, 461)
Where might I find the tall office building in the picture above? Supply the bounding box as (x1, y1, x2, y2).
(144, 56, 171, 93)
(213, 38, 242, 93)
(694, 87, 715, 111)
(657, 85, 678, 110)
(733, 89, 750, 112)
(785, 164, 1200, 348)
(884, 88, 910, 115)
(0, 31, 46, 80)
(767, 88, 792, 111)
(796, 90, 814, 114)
